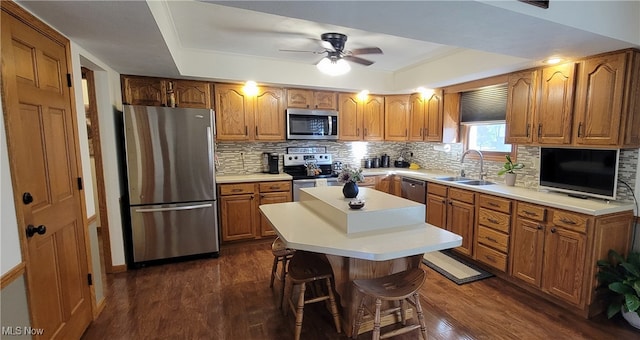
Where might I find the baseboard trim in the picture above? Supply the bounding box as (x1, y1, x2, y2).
(93, 297, 106, 319)
(110, 264, 127, 273)
(1, 262, 26, 289)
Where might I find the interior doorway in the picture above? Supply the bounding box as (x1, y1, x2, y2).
(82, 67, 114, 274)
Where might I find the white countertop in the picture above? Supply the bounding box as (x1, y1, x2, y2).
(259, 187, 462, 261)
(216, 172, 292, 183)
(361, 168, 635, 216)
(216, 168, 635, 216)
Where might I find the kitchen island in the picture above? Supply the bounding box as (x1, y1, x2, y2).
(259, 186, 462, 336)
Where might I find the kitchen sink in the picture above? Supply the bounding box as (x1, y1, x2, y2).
(435, 176, 469, 181)
(458, 180, 495, 186)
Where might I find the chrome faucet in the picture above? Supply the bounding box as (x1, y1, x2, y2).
(460, 149, 486, 180)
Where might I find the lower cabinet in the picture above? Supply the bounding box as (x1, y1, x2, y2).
(218, 181, 291, 243)
(475, 194, 513, 272)
(426, 183, 475, 256)
(510, 201, 632, 314)
(375, 174, 401, 196)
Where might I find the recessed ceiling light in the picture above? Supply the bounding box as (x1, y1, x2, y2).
(544, 57, 563, 65)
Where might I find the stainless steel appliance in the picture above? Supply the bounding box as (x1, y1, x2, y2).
(283, 147, 340, 201)
(286, 108, 338, 140)
(261, 152, 270, 173)
(123, 105, 219, 265)
(401, 177, 426, 204)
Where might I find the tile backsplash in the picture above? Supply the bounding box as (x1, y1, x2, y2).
(215, 140, 638, 203)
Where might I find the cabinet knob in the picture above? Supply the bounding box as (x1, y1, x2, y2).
(550, 227, 557, 233)
(537, 224, 543, 230)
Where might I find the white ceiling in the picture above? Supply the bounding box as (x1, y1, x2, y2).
(15, 0, 640, 94)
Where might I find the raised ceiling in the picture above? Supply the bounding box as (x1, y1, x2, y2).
(16, 0, 640, 93)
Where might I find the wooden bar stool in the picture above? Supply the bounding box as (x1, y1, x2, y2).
(270, 237, 295, 309)
(285, 251, 342, 340)
(351, 268, 428, 340)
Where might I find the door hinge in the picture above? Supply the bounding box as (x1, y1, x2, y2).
(77, 177, 83, 190)
(87, 273, 93, 286)
(66, 73, 72, 87)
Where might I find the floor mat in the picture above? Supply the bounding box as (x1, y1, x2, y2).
(422, 250, 494, 285)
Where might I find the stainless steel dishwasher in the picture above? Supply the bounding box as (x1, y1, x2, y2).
(401, 177, 426, 204)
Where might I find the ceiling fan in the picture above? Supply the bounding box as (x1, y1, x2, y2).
(281, 32, 383, 68)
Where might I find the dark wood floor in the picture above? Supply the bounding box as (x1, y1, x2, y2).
(82, 241, 638, 340)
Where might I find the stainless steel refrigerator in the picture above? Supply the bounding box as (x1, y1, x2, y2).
(123, 105, 219, 264)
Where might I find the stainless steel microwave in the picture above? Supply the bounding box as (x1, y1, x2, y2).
(286, 108, 338, 140)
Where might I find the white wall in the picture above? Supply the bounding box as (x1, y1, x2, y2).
(0, 102, 22, 276)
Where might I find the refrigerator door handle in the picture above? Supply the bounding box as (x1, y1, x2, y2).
(207, 126, 213, 179)
(135, 203, 213, 213)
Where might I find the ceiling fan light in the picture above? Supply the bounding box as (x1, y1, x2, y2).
(317, 57, 350, 76)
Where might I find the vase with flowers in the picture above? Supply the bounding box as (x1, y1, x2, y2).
(337, 165, 364, 198)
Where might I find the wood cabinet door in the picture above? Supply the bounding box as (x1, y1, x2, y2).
(174, 80, 211, 109)
(287, 88, 312, 108)
(510, 218, 545, 287)
(254, 86, 285, 140)
(220, 194, 256, 242)
(363, 95, 385, 141)
(314, 91, 337, 110)
(536, 62, 576, 144)
(573, 52, 627, 146)
(426, 194, 447, 227)
(505, 70, 537, 144)
(122, 75, 166, 106)
(259, 191, 291, 237)
(447, 199, 475, 256)
(442, 92, 460, 143)
(338, 93, 362, 141)
(424, 89, 444, 142)
(542, 226, 587, 306)
(375, 175, 391, 193)
(408, 93, 425, 141)
(214, 84, 252, 141)
(384, 95, 410, 141)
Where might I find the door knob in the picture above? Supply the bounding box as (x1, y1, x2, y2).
(22, 192, 33, 205)
(26, 224, 46, 238)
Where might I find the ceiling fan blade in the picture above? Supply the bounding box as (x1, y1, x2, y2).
(343, 55, 374, 66)
(279, 49, 317, 53)
(350, 47, 383, 55)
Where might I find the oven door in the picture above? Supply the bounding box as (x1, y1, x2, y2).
(286, 109, 338, 140)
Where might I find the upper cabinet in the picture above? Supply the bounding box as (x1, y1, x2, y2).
(384, 95, 410, 141)
(122, 75, 166, 107)
(214, 83, 285, 141)
(287, 88, 337, 110)
(536, 62, 576, 145)
(505, 70, 537, 144)
(121, 75, 212, 109)
(408, 90, 444, 142)
(573, 50, 640, 147)
(173, 80, 212, 109)
(505, 48, 640, 147)
(338, 93, 384, 141)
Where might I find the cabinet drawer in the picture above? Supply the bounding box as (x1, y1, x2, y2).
(552, 210, 588, 233)
(479, 194, 511, 214)
(219, 183, 255, 195)
(476, 244, 508, 272)
(517, 203, 546, 222)
(427, 183, 447, 196)
(478, 208, 511, 233)
(259, 181, 291, 193)
(477, 226, 509, 253)
(449, 188, 475, 204)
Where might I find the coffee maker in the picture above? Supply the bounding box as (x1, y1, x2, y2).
(268, 153, 279, 174)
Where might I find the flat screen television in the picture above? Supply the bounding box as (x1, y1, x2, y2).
(539, 147, 619, 200)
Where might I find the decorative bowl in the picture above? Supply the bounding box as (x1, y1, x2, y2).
(348, 199, 365, 210)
